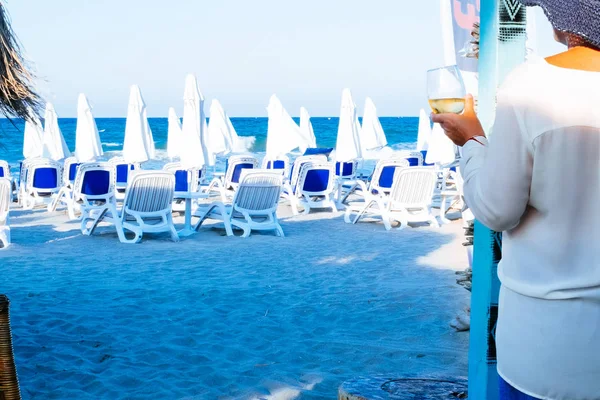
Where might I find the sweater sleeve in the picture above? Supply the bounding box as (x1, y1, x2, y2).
(460, 93, 533, 232)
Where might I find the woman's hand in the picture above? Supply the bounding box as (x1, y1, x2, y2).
(431, 94, 485, 146)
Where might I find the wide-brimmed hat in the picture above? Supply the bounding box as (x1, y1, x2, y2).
(518, 0, 600, 48)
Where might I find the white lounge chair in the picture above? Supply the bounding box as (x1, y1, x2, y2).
(395, 150, 424, 166)
(85, 171, 178, 244)
(0, 178, 11, 248)
(206, 155, 259, 202)
(262, 155, 290, 177)
(285, 154, 328, 188)
(284, 161, 337, 215)
(108, 157, 140, 200)
(194, 169, 284, 237)
(439, 166, 467, 224)
(64, 162, 117, 223)
(0, 160, 16, 203)
(20, 158, 63, 210)
(162, 161, 203, 212)
(49, 156, 82, 214)
(334, 159, 360, 204)
(340, 158, 410, 206)
(345, 167, 439, 230)
(0, 160, 9, 180)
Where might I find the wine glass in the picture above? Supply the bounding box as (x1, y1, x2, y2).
(427, 66, 466, 114)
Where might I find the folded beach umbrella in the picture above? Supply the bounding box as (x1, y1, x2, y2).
(74, 94, 103, 162)
(299, 107, 317, 151)
(208, 100, 255, 154)
(206, 99, 235, 157)
(23, 112, 43, 159)
(335, 88, 362, 162)
(425, 123, 455, 165)
(265, 94, 305, 158)
(167, 107, 182, 159)
(123, 85, 155, 163)
(41, 103, 71, 161)
(180, 74, 206, 169)
(360, 97, 387, 152)
(416, 108, 432, 151)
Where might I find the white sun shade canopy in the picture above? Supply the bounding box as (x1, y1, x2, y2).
(180, 74, 206, 169)
(167, 107, 182, 159)
(209, 99, 255, 153)
(360, 97, 387, 152)
(299, 107, 317, 151)
(335, 89, 362, 162)
(206, 99, 236, 156)
(266, 94, 305, 158)
(425, 123, 456, 165)
(23, 112, 43, 159)
(416, 108, 432, 151)
(41, 103, 71, 161)
(74, 94, 103, 162)
(123, 85, 155, 163)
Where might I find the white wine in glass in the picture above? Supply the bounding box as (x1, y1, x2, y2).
(427, 66, 467, 114)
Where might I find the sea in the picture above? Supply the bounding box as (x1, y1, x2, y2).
(0, 117, 419, 177)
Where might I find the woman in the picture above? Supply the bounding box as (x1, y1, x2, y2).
(432, 1, 600, 399)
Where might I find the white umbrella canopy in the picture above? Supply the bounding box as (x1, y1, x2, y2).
(206, 99, 235, 156)
(299, 107, 317, 151)
(265, 94, 305, 158)
(425, 123, 456, 165)
(75, 93, 103, 162)
(206, 99, 231, 159)
(335, 88, 362, 162)
(179, 74, 206, 169)
(360, 97, 387, 152)
(208, 99, 255, 154)
(41, 103, 71, 161)
(123, 85, 155, 163)
(416, 108, 432, 151)
(23, 113, 43, 159)
(167, 107, 182, 159)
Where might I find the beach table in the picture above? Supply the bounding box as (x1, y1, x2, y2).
(177, 191, 210, 237)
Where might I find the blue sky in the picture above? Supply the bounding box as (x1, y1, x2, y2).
(9, 1, 563, 118)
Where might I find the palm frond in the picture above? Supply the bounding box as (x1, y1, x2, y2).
(0, 3, 41, 121)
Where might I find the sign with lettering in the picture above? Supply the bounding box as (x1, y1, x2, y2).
(451, 0, 480, 72)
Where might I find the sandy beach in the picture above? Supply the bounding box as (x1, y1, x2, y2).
(0, 201, 469, 399)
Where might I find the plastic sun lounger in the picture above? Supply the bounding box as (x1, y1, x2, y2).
(20, 158, 63, 211)
(67, 162, 117, 223)
(0, 178, 11, 248)
(0, 160, 15, 203)
(49, 156, 82, 215)
(206, 155, 259, 202)
(284, 161, 337, 215)
(194, 169, 284, 238)
(345, 167, 439, 230)
(285, 154, 328, 190)
(108, 157, 140, 201)
(439, 165, 467, 224)
(162, 161, 204, 213)
(340, 158, 410, 206)
(85, 170, 178, 244)
(261, 155, 290, 177)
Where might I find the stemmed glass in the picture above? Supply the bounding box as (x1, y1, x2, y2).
(427, 65, 467, 115)
(427, 65, 467, 160)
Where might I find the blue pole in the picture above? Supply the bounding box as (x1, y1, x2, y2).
(468, 1, 527, 399)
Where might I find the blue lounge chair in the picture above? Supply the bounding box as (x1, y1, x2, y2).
(21, 158, 62, 210)
(207, 155, 259, 202)
(284, 161, 337, 215)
